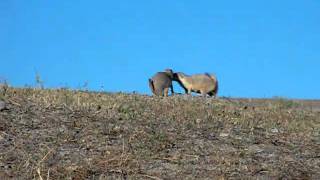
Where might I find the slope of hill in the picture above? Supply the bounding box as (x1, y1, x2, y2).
(0, 88, 319, 179)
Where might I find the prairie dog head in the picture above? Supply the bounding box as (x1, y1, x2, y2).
(164, 69, 174, 79)
(172, 72, 189, 92)
(173, 72, 187, 81)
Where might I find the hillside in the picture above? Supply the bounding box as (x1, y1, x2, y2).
(0, 88, 319, 179)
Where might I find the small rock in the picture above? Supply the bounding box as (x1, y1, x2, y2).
(196, 119, 202, 124)
(270, 128, 279, 133)
(0, 101, 6, 111)
(219, 133, 229, 137)
(207, 133, 217, 140)
(247, 145, 264, 153)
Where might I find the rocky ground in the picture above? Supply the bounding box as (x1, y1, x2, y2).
(0, 88, 319, 179)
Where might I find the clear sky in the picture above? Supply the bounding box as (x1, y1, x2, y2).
(1, 0, 320, 99)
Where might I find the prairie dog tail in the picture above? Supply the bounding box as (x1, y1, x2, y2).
(205, 73, 218, 97)
(213, 78, 218, 97)
(148, 79, 156, 95)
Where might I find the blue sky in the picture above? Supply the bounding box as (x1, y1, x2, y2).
(1, 0, 320, 99)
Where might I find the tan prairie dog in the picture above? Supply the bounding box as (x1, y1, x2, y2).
(148, 69, 174, 97)
(173, 72, 218, 97)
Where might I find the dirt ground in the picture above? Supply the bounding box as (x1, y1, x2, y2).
(0, 88, 319, 179)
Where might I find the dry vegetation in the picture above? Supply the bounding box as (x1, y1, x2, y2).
(0, 88, 319, 179)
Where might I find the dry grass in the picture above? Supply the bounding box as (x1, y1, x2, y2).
(0, 87, 319, 179)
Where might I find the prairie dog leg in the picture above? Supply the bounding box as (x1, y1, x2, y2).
(170, 84, 174, 95)
(187, 89, 192, 95)
(164, 88, 169, 97)
(201, 90, 207, 97)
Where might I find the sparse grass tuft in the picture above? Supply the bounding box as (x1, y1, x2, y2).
(273, 96, 301, 109)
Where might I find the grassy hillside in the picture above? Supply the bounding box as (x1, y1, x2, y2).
(0, 88, 319, 179)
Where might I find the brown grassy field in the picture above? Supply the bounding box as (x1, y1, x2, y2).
(0, 88, 319, 179)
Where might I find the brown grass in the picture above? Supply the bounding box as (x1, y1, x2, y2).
(0, 88, 319, 179)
